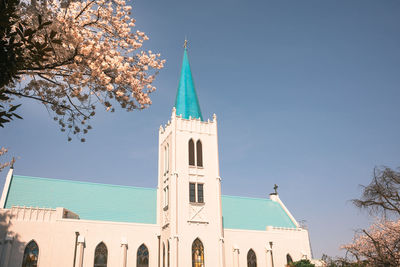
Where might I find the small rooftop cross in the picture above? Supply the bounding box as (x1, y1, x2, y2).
(10, 157, 15, 169)
(273, 184, 278, 195)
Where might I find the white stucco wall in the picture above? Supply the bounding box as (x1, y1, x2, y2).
(0, 208, 159, 267)
(224, 228, 312, 267)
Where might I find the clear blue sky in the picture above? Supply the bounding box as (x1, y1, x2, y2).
(2, 0, 400, 259)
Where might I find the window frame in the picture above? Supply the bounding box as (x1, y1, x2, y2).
(189, 182, 205, 204)
(188, 139, 204, 168)
(164, 143, 169, 175)
(192, 238, 205, 267)
(188, 139, 195, 166)
(163, 186, 169, 210)
(247, 249, 257, 267)
(22, 240, 39, 267)
(137, 243, 149, 267)
(167, 241, 170, 267)
(196, 140, 203, 167)
(197, 183, 204, 203)
(162, 242, 165, 267)
(93, 242, 108, 267)
(189, 182, 196, 203)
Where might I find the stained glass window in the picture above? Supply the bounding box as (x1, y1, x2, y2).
(197, 184, 204, 203)
(192, 238, 204, 267)
(94, 242, 107, 267)
(196, 140, 203, 167)
(189, 139, 195, 166)
(189, 183, 196, 202)
(247, 249, 257, 267)
(137, 244, 149, 267)
(22, 240, 39, 267)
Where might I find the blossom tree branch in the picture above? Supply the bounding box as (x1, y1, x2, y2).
(1, 0, 165, 141)
(342, 167, 400, 266)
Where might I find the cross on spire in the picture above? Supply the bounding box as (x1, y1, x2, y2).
(183, 39, 188, 49)
(273, 184, 278, 195)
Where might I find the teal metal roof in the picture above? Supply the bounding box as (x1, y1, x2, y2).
(221, 195, 296, 230)
(4, 175, 157, 224)
(4, 175, 296, 229)
(175, 48, 203, 120)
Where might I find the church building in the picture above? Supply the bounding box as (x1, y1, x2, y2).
(0, 46, 312, 267)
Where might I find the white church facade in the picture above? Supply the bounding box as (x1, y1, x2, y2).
(0, 47, 312, 267)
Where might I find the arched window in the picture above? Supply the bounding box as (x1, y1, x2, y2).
(167, 240, 170, 267)
(192, 238, 204, 267)
(189, 139, 195, 166)
(164, 146, 167, 173)
(164, 144, 169, 174)
(286, 254, 293, 265)
(22, 240, 39, 267)
(94, 242, 108, 267)
(137, 244, 149, 267)
(162, 242, 165, 267)
(166, 144, 169, 172)
(196, 140, 203, 167)
(247, 249, 257, 267)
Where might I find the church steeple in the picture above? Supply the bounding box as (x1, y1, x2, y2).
(174, 42, 203, 120)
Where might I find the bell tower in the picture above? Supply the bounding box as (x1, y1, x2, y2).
(157, 44, 225, 267)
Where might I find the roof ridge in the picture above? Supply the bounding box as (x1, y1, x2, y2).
(222, 194, 274, 202)
(13, 175, 157, 191)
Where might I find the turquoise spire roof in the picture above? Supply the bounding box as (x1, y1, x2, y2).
(175, 47, 203, 120)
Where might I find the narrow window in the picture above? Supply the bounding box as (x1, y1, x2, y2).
(192, 238, 204, 267)
(137, 244, 149, 267)
(167, 241, 170, 267)
(164, 146, 167, 174)
(196, 140, 203, 167)
(197, 184, 204, 203)
(163, 186, 169, 209)
(286, 254, 293, 265)
(162, 242, 166, 267)
(164, 144, 169, 173)
(22, 240, 39, 267)
(189, 139, 195, 166)
(189, 183, 196, 202)
(165, 144, 169, 173)
(247, 249, 257, 267)
(94, 242, 108, 267)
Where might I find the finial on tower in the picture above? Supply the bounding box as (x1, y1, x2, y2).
(183, 38, 188, 49)
(273, 184, 278, 195)
(10, 157, 15, 169)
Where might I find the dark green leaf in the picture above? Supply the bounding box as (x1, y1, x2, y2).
(9, 104, 21, 112)
(12, 113, 22, 119)
(24, 28, 36, 37)
(51, 39, 62, 45)
(42, 21, 52, 27)
(50, 30, 56, 39)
